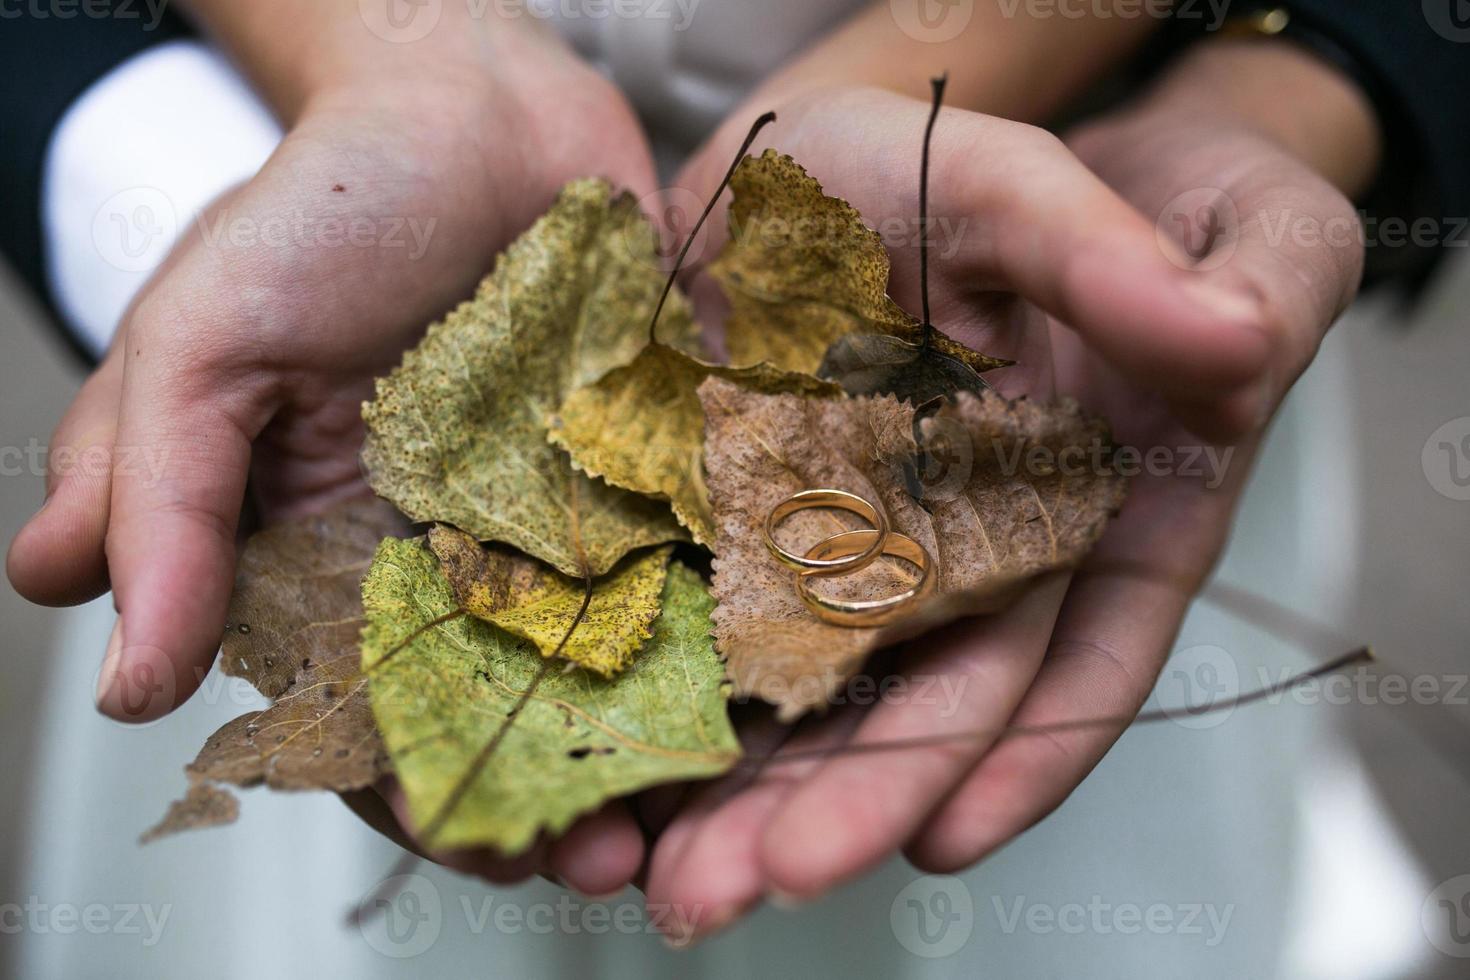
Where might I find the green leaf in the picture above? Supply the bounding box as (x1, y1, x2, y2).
(360, 179, 691, 577)
(362, 537, 739, 854)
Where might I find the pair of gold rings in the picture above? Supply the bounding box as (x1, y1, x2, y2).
(762, 489, 935, 627)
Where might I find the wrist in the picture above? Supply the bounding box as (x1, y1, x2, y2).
(181, 0, 565, 125)
(1136, 39, 1382, 197)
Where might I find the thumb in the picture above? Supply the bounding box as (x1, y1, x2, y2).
(96, 315, 273, 723)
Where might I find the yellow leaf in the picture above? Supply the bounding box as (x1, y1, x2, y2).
(709, 149, 1010, 376)
(549, 342, 841, 545)
(428, 525, 669, 678)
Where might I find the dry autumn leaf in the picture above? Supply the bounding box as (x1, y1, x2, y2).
(360, 179, 693, 578)
(141, 784, 239, 845)
(362, 537, 739, 854)
(549, 341, 840, 544)
(818, 332, 992, 406)
(709, 149, 1009, 377)
(146, 498, 405, 841)
(428, 525, 670, 677)
(700, 376, 1128, 719)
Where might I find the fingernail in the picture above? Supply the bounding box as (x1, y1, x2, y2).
(659, 908, 732, 950)
(766, 886, 807, 909)
(96, 617, 124, 710)
(1178, 278, 1260, 326)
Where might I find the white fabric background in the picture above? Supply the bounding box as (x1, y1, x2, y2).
(18, 6, 1433, 976)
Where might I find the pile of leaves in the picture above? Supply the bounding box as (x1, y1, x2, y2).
(146, 152, 1128, 854)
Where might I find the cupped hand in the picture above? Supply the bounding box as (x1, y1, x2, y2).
(6, 26, 658, 897)
(642, 59, 1368, 941)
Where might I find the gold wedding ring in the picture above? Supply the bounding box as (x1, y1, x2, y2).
(763, 488, 890, 576)
(794, 528, 935, 627)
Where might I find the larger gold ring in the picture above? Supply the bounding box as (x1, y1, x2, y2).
(796, 529, 935, 627)
(764, 489, 890, 576)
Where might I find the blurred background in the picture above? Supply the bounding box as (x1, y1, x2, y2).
(3, 244, 1468, 977)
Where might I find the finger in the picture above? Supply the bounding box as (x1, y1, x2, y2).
(378, 776, 548, 885)
(97, 320, 275, 723)
(1070, 125, 1365, 436)
(6, 356, 123, 605)
(896, 449, 1246, 874)
(644, 708, 858, 945)
(757, 575, 1068, 902)
(904, 563, 1191, 873)
(547, 801, 645, 898)
(941, 126, 1280, 418)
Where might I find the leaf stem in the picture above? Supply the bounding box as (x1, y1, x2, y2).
(648, 111, 777, 346)
(351, 575, 596, 927)
(918, 73, 947, 354)
(745, 645, 1373, 768)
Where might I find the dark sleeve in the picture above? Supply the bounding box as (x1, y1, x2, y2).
(1176, 1, 1470, 288)
(0, 3, 193, 322)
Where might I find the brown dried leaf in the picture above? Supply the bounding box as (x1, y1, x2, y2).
(140, 784, 240, 845)
(149, 498, 406, 839)
(700, 377, 1128, 719)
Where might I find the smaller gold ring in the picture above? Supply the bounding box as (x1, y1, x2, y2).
(796, 529, 934, 627)
(764, 489, 889, 576)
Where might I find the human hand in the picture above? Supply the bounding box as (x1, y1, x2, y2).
(6, 14, 658, 895)
(643, 41, 1373, 941)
